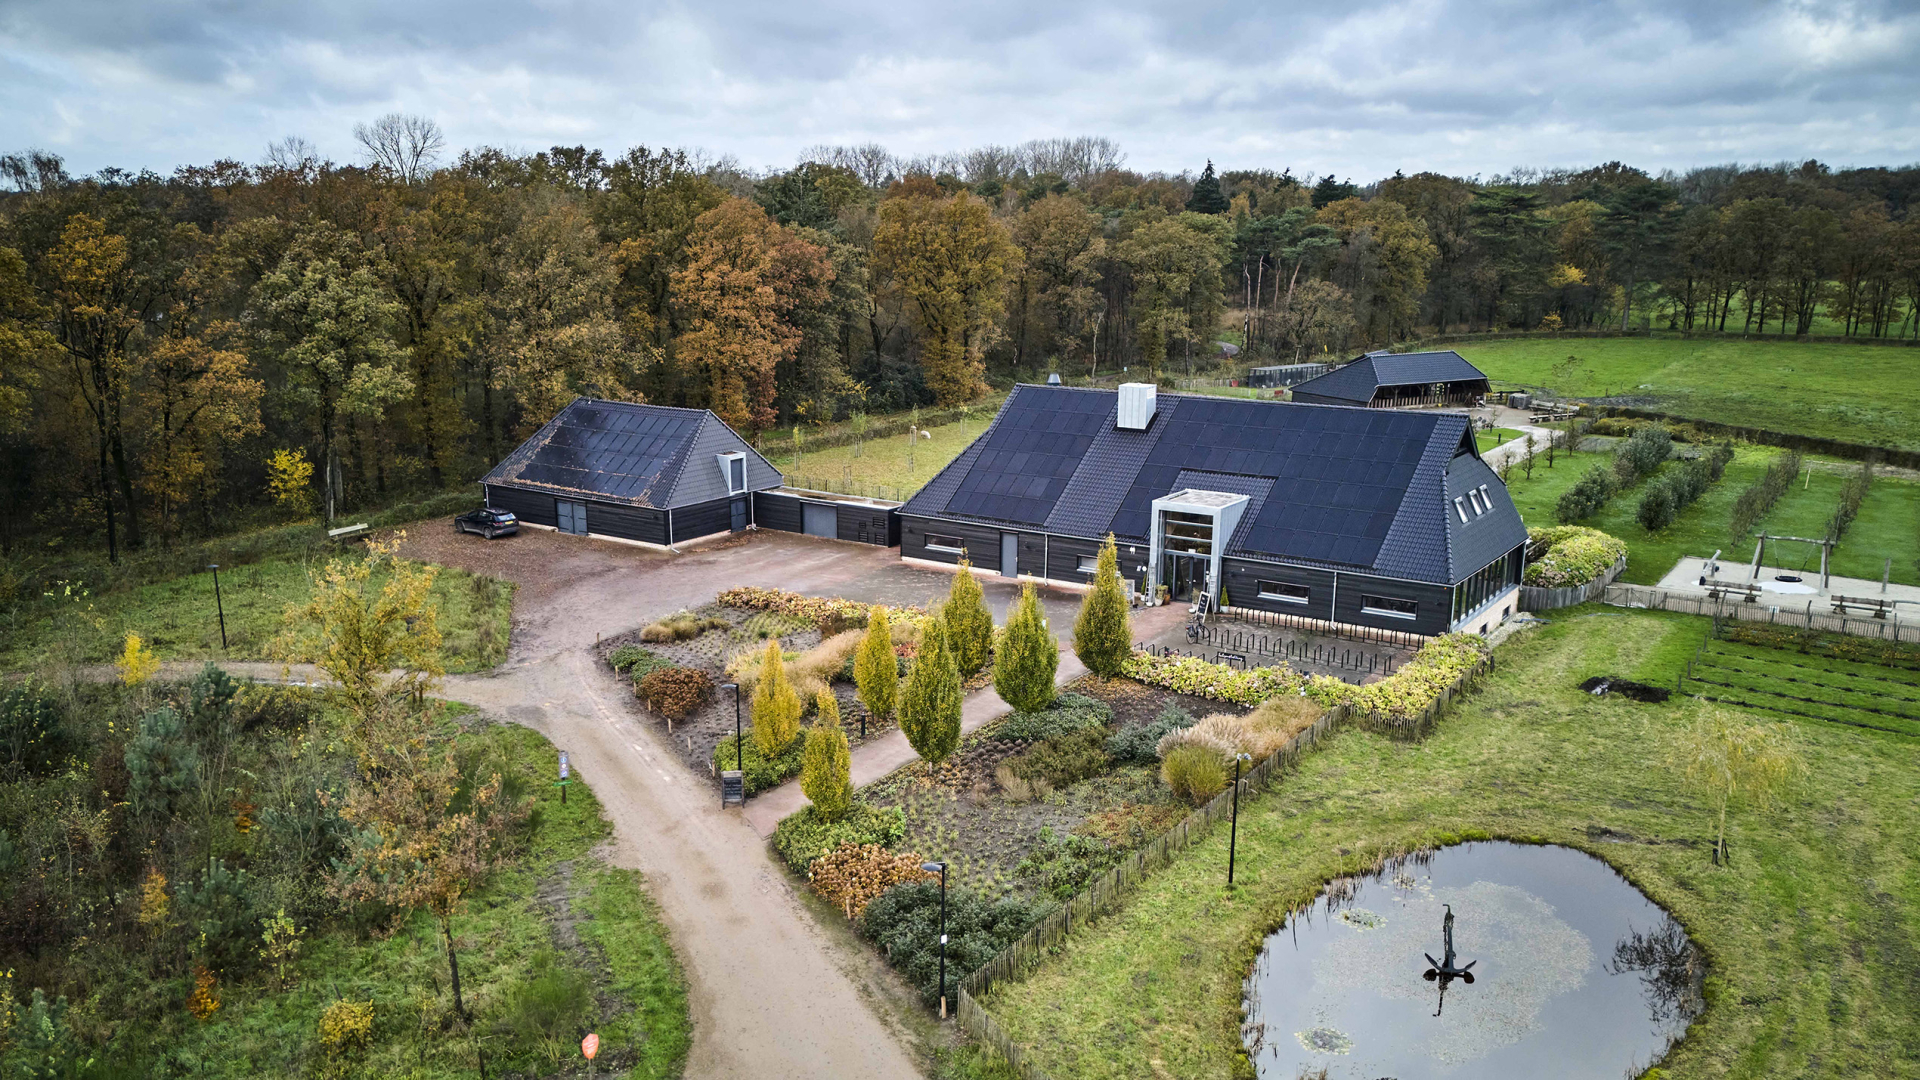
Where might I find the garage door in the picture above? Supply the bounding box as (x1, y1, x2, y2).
(802, 503, 836, 538)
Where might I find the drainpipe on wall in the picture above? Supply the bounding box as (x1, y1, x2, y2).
(667, 508, 680, 553)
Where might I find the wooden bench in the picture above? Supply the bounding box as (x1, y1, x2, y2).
(1700, 578, 1762, 602)
(327, 522, 371, 544)
(1831, 595, 1896, 619)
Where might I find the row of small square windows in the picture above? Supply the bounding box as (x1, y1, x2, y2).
(1453, 484, 1495, 523)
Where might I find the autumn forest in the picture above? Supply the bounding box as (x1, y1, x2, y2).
(2, 123, 1918, 559)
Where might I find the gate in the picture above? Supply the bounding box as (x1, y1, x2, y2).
(802, 502, 836, 538)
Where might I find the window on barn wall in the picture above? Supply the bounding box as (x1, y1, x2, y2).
(1360, 594, 1418, 619)
(1257, 580, 1310, 604)
(1076, 554, 1099, 573)
(926, 533, 967, 554)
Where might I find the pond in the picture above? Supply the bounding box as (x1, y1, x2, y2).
(1242, 842, 1702, 1079)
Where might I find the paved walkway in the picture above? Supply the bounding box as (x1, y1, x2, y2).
(743, 602, 1188, 836)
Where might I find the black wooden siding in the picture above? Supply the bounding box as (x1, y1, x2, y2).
(585, 501, 668, 545)
(1332, 575, 1453, 636)
(486, 484, 556, 528)
(836, 505, 893, 546)
(669, 497, 731, 543)
(754, 491, 804, 533)
(1221, 558, 1338, 622)
(901, 516, 1006, 571)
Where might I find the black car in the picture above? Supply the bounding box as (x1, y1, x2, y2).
(454, 508, 518, 538)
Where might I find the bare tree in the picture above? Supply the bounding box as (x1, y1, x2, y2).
(261, 135, 319, 175)
(353, 113, 445, 183)
(0, 149, 68, 192)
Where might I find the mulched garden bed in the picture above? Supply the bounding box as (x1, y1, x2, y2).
(593, 602, 898, 782)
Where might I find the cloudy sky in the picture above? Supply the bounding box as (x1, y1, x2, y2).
(3, 0, 1917, 181)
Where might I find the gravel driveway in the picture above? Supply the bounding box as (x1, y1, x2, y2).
(392, 524, 1090, 1079)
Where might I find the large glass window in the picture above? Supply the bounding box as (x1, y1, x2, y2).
(1161, 510, 1214, 555)
(1257, 580, 1310, 604)
(926, 533, 967, 554)
(1360, 594, 1418, 619)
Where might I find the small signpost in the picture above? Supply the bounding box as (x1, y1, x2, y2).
(555, 750, 572, 804)
(720, 769, 745, 807)
(581, 1032, 599, 1079)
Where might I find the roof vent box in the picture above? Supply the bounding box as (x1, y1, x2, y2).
(1116, 383, 1157, 430)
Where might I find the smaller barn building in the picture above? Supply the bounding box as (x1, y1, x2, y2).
(481, 398, 783, 547)
(1288, 350, 1490, 408)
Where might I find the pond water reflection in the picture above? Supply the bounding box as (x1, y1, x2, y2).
(1242, 842, 1702, 1079)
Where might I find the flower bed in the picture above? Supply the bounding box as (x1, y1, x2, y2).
(1119, 651, 1304, 705)
(1523, 525, 1628, 588)
(1124, 633, 1491, 721)
(715, 586, 925, 630)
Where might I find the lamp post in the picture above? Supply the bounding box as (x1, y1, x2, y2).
(921, 860, 948, 1018)
(207, 564, 228, 652)
(722, 681, 742, 765)
(1228, 752, 1251, 885)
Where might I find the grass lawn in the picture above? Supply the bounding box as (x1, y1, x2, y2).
(980, 609, 1920, 1079)
(782, 412, 999, 501)
(1475, 426, 1525, 454)
(1453, 338, 1920, 450)
(1496, 446, 1920, 588)
(0, 542, 514, 673)
(116, 720, 690, 1079)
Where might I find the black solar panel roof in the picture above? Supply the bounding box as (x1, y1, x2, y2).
(1288, 350, 1486, 404)
(900, 384, 1501, 582)
(483, 399, 713, 508)
(943, 389, 1115, 525)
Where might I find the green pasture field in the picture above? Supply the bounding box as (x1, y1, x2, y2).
(0, 545, 514, 674)
(979, 608, 1920, 1079)
(1495, 444, 1920, 588)
(1684, 637, 1920, 737)
(1474, 426, 1525, 454)
(121, 719, 690, 1079)
(782, 411, 999, 501)
(1452, 338, 1920, 450)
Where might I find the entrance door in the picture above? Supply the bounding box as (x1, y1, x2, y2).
(730, 496, 748, 532)
(556, 500, 587, 535)
(1001, 533, 1019, 578)
(1162, 553, 1206, 601)
(802, 502, 836, 538)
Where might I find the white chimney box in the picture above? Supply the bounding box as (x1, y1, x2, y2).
(1116, 383, 1157, 430)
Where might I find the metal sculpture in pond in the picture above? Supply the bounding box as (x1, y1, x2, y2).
(1422, 903, 1477, 1015)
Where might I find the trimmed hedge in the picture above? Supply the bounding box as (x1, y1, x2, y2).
(771, 802, 907, 875)
(1523, 526, 1627, 588)
(1122, 633, 1490, 722)
(710, 730, 806, 795)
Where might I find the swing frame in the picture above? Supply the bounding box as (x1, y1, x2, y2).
(1750, 532, 1836, 590)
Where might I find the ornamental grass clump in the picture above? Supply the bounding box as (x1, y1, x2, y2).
(751, 641, 803, 756)
(995, 583, 1057, 712)
(1161, 744, 1228, 806)
(944, 558, 994, 677)
(1073, 535, 1132, 677)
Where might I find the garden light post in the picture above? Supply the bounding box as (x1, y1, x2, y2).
(207, 564, 228, 651)
(722, 680, 741, 770)
(922, 860, 949, 1018)
(1229, 752, 1251, 885)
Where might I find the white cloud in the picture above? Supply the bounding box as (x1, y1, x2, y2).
(0, 0, 1915, 178)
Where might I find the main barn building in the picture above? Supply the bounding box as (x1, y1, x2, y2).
(897, 383, 1527, 637)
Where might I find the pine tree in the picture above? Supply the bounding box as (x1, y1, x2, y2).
(944, 558, 994, 677)
(1187, 160, 1229, 215)
(854, 606, 899, 722)
(899, 611, 962, 766)
(751, 640, 802, 755)
(994, 583, 1058, 713)
(800, 691, 852, 820)
(1073, 534, 1133, 677)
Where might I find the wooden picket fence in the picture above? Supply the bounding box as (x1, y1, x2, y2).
(955, 649, 1497, 1075)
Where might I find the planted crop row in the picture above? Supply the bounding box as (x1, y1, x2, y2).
(1729, 449, 1803, 543)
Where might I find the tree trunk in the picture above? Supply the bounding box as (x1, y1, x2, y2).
(1619, 271, 1635, 332)
(442, 915, 470, 1021)
(96, 430, 118, 563)
(110, 421, 142, 550)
